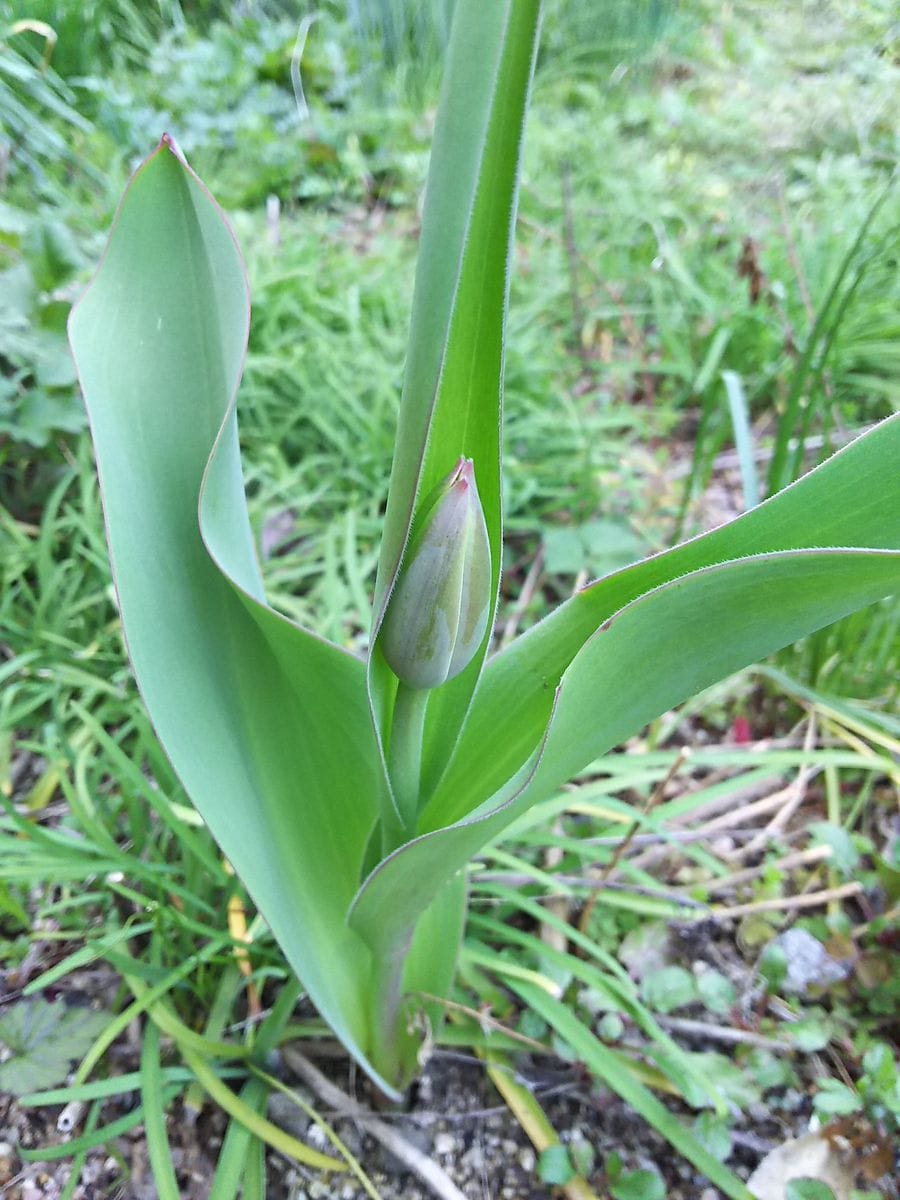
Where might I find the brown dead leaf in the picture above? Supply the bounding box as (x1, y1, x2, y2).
(747, 1131, 855, 1200)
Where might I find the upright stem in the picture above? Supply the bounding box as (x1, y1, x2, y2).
(371, 685, 430, 1082)
(368, 933, 410, 1092)
(387, 682, 429, 840)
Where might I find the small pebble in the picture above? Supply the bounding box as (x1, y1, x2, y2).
(780, 1087, 806, 1112)
(57, 1100, 85, 1134)
(770, 928, 851, 994)
(337, 1125, 362, 1157)
(434, 1131, 456, 1156)
(0, 1142, 17, 1187)
(269, 1090, 313, 1138)
(306, 1122, 329, 1149)
(461, 1143, 485, 1171)
(377, 1120, 431, 1175)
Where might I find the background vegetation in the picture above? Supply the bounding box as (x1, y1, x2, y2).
(1, 1, 897, 1196)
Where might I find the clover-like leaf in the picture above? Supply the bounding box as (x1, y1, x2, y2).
(0, 998, 109, 1097)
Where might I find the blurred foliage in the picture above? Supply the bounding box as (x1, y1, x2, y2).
(0, 200, 86, 507)
(0, 19, 94, 186)
(2, 0, 159, 76)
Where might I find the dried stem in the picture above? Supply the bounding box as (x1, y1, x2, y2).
(577, 749, 688, 934)
(282, 1047, 469, 1200)
(655, 1015, 792, 1051)
(706, 881, 863, 920)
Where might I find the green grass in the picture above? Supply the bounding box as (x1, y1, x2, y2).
(1, 0, 899, 1194)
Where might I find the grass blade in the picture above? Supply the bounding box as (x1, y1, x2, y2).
(208, 1078, 268, 1200)
(721, 370, 759, 510)
(508, 979, 754, 1200)
(179, 1044, 344, 1173)
(140, 1019, 181, 1200)
(19, 1086, 184, 1163)
(767, 180, 894, 494)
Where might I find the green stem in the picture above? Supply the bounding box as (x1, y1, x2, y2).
(387, 682, 429, 839)
(370, 684, 430, 1081)
(368, 937, 407, 1092)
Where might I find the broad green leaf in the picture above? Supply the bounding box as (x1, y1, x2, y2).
(66, 4, 899, 1113)
(369, 0, 541, 813)
(425, 414, 900, 824)
(68, 140, 387, 1091)
(518, 548, 900, 805)
(697, 970, 737, 1015)
(373, 0, 539, 617)
(351, 547, 899, 961)
(413, 0, 541, 789)
(402, 868, 468, 1043)
(812, 1079, 863, 1117)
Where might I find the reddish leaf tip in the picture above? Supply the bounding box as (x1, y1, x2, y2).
(159, 132, 186, 165)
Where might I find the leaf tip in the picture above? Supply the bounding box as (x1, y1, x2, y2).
(159, 131, 186, 165)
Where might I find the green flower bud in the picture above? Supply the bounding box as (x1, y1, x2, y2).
(381, 457, 491, 690)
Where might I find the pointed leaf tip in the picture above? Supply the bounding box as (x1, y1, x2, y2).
(159, 132, 186, 163)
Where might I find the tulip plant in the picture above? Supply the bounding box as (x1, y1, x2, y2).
(70, 0, 899, 1106)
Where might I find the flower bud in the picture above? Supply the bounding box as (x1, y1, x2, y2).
(381, 458, 491, 690)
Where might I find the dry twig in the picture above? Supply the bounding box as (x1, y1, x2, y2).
(578, 750, 689, 934)
(282, 1046, 469, 1200)
(706, 881, 863, 920)
(704, 844, 833, 896)
(738, 715, 819, 858)
(655, 1015, 792, 1052)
